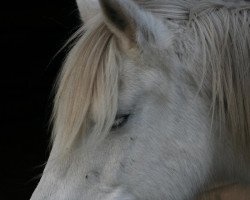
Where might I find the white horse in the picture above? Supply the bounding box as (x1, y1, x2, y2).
(31, 0, 250, 199)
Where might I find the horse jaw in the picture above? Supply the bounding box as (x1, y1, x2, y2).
(76, 0, 100, 22)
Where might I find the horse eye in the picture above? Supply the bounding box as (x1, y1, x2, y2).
(111, 114, 130, 130)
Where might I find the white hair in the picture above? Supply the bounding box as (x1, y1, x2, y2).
(51, 16, 119, 152)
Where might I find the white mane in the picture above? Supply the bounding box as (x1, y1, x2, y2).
(52, 16, 118, 152)
(52, 0, 250, 152)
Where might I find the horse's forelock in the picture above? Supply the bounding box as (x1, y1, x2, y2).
(52, 15, 119, 152)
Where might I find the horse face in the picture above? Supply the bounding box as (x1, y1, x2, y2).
(31, 0, 239, 199)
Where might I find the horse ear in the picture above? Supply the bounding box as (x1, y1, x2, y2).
(99, 0, 172, 49)
(76, 0, 100, 22)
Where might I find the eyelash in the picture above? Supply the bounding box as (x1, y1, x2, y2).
(111, 114, 130, 130)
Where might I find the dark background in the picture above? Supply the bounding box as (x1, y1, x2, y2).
(1, 0, 81, 199)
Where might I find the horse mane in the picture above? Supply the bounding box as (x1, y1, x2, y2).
(144, 0, 250, 149)
(52, 0, 250, 152)
(188, 1, 250, 149)
(52, 15, 118, 151)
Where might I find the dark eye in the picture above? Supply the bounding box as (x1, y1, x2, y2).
(111, 114, 130, 130)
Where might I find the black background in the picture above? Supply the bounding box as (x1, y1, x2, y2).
(1, 0, 81, 199)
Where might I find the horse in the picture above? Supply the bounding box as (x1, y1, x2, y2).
(31, 0, 250, 199)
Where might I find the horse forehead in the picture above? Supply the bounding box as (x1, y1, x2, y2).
(118, 58, 165, 111)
